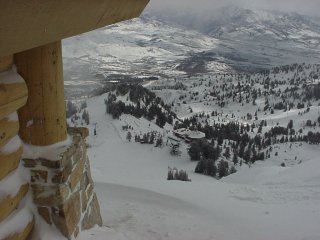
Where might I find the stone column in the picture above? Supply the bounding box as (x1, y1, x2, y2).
(23, 130, 102, 238)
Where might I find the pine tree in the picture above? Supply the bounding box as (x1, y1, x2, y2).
(223, 147, 231, 159)
(243, 148, 251, 164)
(233, 153, 239, 165)
(167, 168, 174, 180)
(188, 142, 201, 161)
(82, 110, 90, 125)
(155, 137, 163, 147)
(126, 132, 132, 142)
(230, 166, 237, 174)
(218, 160, 229, 179)
(195, 160, 205, 174)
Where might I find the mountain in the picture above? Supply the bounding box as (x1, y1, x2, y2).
(63, 6, 320, 97)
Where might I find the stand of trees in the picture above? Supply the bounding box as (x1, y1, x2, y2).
(105, 84, 175, 128)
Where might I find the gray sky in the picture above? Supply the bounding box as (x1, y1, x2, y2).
(147, 0, 320, 17)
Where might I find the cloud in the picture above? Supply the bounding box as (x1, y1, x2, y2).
(146, 0, 320, 17)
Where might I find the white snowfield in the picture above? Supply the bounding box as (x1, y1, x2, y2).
(71, 93, 320, 240)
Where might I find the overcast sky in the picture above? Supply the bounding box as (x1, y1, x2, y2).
(147, 0, 320, 17)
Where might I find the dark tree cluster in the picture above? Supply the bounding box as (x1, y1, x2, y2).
(167, 167, 191, 182)
(134, 131, 163, 146)
(105, 84, 175, 128)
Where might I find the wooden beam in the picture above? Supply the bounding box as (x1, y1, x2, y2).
(15, 41, 68, 146)
(0, 147, 23, 181)
(0, 55, 13, 72)
(0, 83, 28, 121)
(0, 184, 29, 223)
(0, 118, 19, 149)
(4, 217, 34, 240)
(0, 0, 150, 57)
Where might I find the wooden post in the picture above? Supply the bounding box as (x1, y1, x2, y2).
(15, 41, 67, 146)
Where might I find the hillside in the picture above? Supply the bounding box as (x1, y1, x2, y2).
(64, 76, 320, 239)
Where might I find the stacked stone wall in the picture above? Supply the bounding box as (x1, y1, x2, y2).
(23, 128, 102, 238)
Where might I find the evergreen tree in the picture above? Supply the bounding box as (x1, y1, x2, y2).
(243, 148, 251, 164)
(218, 160, 229, 178)
(233, 153, 239, 165)
(230, 166, 237, 174)
(223, 147, 231, 159)
(82, 110, 90, 125)
(126, 132, 132, 142)
(188, 142, 201, 161)
(155, 137, 163, 147)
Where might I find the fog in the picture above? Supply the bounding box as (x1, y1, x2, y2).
(147, 0, 320, 17)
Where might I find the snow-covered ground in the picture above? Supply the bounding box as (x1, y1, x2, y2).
(71, 93, 320, 240)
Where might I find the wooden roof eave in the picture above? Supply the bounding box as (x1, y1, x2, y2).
(0, 0, 149, 57)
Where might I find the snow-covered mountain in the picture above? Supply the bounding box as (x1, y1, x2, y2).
(63, 6, 320, 97)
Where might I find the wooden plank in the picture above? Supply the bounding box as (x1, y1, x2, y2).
(0, 183, 29, 223)
(0, 118, 19, 148)
(0, 55, 13, 73)
(0, 96, 28, 121)
(0, 83, 28, 120)
(15, 41, 68, 146)
(0, 0, 150, 57)
(0, 147, 23, 181)
(4, 217, 34, 240)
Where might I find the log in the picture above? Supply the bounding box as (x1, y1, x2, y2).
(0, 118, 19, 148)
(0, 83, 28, 120)
(0, 0, 149, 57)
(3, 217, 34, 240)
(0, 55, 13, 72)
(0, 147, 23, 181)
(15, 41, 67, 146)
(0, 184, 29, 223)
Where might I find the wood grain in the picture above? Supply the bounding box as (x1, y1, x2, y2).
(15, 41, 67, 146)
(0, 0, 149, 57)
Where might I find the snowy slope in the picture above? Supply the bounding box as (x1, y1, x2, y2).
(60, 92, 320, 240)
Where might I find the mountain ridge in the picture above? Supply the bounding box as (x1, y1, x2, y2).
(63, 6, 320, 96)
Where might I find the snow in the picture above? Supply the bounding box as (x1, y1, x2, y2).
(0, 66, 25, 84)
(68, 93, 320, 240)
(0, 205, 33, 238)
(0, 163, 29, 201)
(22, 137, 72, 160)
(6, 112, 19, 122)
(0, 135, 22, 155)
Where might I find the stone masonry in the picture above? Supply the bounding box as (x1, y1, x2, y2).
(23, 128, 102, 238)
